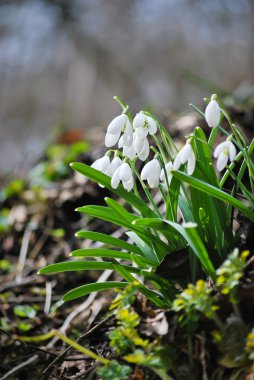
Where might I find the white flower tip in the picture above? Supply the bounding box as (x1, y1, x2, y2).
(205, 99, 221, 128)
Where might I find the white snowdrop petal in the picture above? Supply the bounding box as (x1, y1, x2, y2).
(136, 126, 148, 138)
(205, 100, 220, 128)
(123, 176, 134, 192)
(91, 156, 110, 172)
(134, 135, 145, 154)
(111, 169, 121, 189)
(105, 132, 120, 147)
(122, 124, 133, 147)
(119, 163, 132, 182)
(146, 116, 157, 135)
(133, 112, 146, 129)
(141, 161, 152, 180)
(214, 141, 227, 158)
(187, 151, 196, 175)
(160, 168, 165, 181)
(165, 162, 173, 174)
(138, 140, 150, 161)
(179, 144, 192, 164)
(123, 146, 136, 160)
(118, 135, 124, 148)
(108, 157, 123, 177)
(229, 142, 236, 162)
(107, 114, 127, 134)
(217, 152, 228, 172)
(173, 153, 182, 171)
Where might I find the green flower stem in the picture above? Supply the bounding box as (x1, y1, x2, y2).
(113, 96, 128, 112)
(152, 134, 168, 163)
(53, 330, 110, 365)
(151, 368, 174, 380)
(17, 329, 110, 365)
(208, 126, 218, 147)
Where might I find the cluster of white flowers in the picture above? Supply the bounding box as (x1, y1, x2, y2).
(90, 96, 237, 192)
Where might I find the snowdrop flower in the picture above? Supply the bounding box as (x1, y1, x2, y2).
(91, 155, 110, 174)
(133, 112, 157, 138)
(205, 99, 221, 128)
(214, 138, 236, 172)
(160, 161, 173, 186)
(107, 156, 123, 177)
(133, 133, 150, 161)
(173, 143, 196, 175)
(105, 114, 133, 148)
(111, 162, 134, 191)
(118, 135, 136, 160)
(141, 159, 161, 188)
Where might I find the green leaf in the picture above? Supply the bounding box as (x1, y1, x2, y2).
(71, 248, 156, 268)
(70, 162, 155, 217)
(63, 281, 128, 301)
(70, 248, 132, 260)
(14, 305, 36, 319)
(126, 231, 159, 263)
(77, 205, 169, 255)
(133, 219, 216, 281)
(38, 261, 140, 275)
(75, 230, 142, 255)
(172, 171, 254, 223)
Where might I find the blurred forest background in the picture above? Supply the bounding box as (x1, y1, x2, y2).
(0, 0, 254, 174)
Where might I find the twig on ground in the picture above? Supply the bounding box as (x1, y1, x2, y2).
(0, 274, 39, 293)
(41, 270, 113, 379)
(44, 281, 52, 315)
(15, 227, 32, 283)
(0, 269, 113, 380)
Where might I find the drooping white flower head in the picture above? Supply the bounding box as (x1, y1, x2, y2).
(173, 143, 196, 175)
(107, 156, 123, 177)
(119, 135, 136, 160)
(141, 158, 161, 188)
(205, 99, 221, 128)
(133, 112, 157, 138)
(105, 114, 133, 148)
(111, 162, 134, 191)
(160, 161, 173, 186)
(214, 138, 236, 172)
(91, 155, 110, 174)
(133, 132, 150, 161)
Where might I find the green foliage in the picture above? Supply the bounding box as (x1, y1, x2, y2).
(97, 283, 171, 380)
(216, 249, 249, 300)
(97, 360, 132, 380)
(14, 305, 36, 319)
(0, 178, 25, 201)
(172, 279, 218, 325)
(29, 141, 89, 184)
(0, 208, 10, 233)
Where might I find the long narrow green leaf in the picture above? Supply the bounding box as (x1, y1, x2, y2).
(77, 205, 169, 254)
(133, 218, 216, 281)
(38, 261, 140, 275)
(75, 230, 142, 255)
(70, 248, 131, 260)
(126, 231, 159, 263)
(63, 281, 128, 302)
(105, 197, 137, 223)
(70, 162, 155, 217)
(70, 248, 156, 268)
(173, 171, 254, 222)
